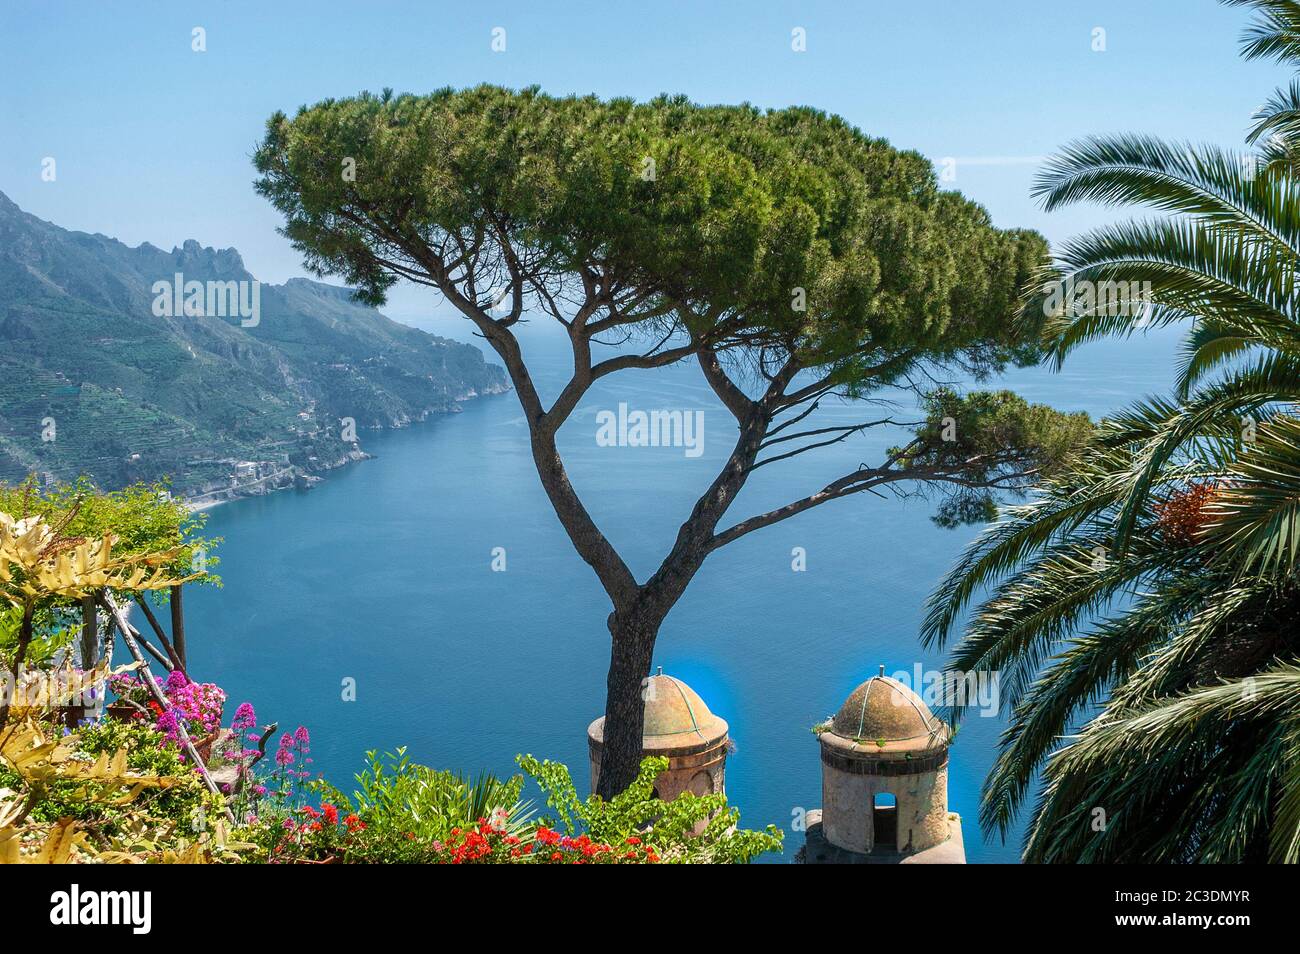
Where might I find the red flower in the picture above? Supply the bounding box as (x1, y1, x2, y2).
(322, 803, 339, 826)
(1154, 482, 1219, 548)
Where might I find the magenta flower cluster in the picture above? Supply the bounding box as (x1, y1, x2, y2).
(107, 671, 150, 706)
(271, 724, 314, 803)
(232, 701, 257, 732)
(155, 669, 226, 747)
(276, 726, 310, 769)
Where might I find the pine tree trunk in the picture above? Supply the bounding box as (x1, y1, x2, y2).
(595, 612, 660, 800)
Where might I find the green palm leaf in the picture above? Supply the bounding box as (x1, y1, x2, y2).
(1226, 1, 1300, 66)
(1211, 414, 1300, 571)
(1025, 665, 1300, 862)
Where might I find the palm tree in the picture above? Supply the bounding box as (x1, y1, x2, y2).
(922, 3, 1300, 862)
(926, 418, 1300, 860)
(1229, 0, 1300, 167)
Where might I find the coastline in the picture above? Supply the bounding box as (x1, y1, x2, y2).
(181, 385, 510, 513)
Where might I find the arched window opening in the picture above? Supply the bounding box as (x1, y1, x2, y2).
(688, 771, 713, 796)
(873, 792, 897, 851)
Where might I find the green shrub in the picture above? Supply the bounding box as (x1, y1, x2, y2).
(519, 754, 782, 864)
(9, 719, 210, 827)
(237, 749, 782, 864)
(242, 747, 532, 863)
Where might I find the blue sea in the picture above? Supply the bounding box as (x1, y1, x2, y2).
(185, 316, 1179, 862)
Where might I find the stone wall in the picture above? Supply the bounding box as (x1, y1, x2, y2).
(821, 761, 949, 854)
(589, 736, 728, 800)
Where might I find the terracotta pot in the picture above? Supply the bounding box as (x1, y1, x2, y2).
(106, 700, 144, 723)
(55, 705, 87, 729)
(193, 730, 221, 763)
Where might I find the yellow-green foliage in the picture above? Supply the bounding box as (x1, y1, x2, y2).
(0, 714, 184, 863)
(0, 477, 219, 582)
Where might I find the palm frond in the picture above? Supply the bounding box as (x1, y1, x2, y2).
(1271, 728, 1300, 862)
(1025, 665, 1300, 862)
(1175, 320, 1262, 398)
(1249, 78, 1300, 147)
(978, 574, 1212, 839)
(1042, 218, 1300, 367)
(1110, 355, 1300, 553)
(1225, 1, 1300, 66)
(1034, 135, 1300, 254)
(1211, 414, 1300, 572)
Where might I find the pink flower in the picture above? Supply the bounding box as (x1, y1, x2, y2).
(151, 676, 226, 747)
(232, 702, 257, 731)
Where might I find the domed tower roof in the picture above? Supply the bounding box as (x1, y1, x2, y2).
(823, 667, 949, 755)
(587, 669, 728, 754)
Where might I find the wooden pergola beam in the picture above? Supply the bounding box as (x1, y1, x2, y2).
(134, 595, 184, 674)
(100, 591, 232, 822)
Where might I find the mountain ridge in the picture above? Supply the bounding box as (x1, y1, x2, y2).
(0, 190, 508, 502)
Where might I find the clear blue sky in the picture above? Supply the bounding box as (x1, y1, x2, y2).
(0, 0, 1284, 318)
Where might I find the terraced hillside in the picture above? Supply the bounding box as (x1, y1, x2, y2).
(0, 191, 506, 500)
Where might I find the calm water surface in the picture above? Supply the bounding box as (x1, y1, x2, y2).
(185, 319, 1178, 862)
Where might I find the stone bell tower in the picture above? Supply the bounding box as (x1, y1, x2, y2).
(804, 666, 965, 864)
(587, 668, 729, 800)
